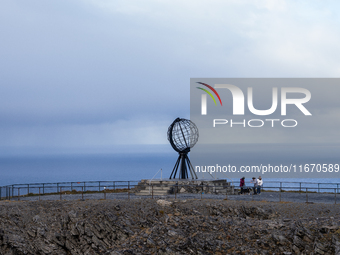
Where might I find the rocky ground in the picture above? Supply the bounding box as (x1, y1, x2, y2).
(0, 198, 339, 255)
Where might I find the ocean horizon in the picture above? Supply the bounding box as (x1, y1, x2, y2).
(1, 152, 340, 189)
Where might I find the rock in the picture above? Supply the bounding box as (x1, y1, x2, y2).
(320, 225, 338, 233)
(37, 227, 46, 237)
(314, 241, 329, 254)
(334, 240, 340, 255)
(314, 247, 325, 254)
(272, 234, 288, 245)
(156, 200, 173, 207)
(168, 230, 177, 236)
(147, 238, 155, 246)
(108, 251, 123, 255)
(0, 199, 338, 254)
(180, 188, 186, 193)
(292, 245, 301, 254)
(32, 215, 40, 223)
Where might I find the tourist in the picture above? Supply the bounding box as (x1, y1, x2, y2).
(257, 176, 263, 194)
(250, 177, 258, 195)
(239, 177, 245, 195)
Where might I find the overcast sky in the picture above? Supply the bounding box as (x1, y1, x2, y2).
(1, 0, 340, 154)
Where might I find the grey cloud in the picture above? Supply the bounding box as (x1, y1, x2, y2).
(1, 1, 340, 152)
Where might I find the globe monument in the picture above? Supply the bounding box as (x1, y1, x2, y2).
(167, 118, 199, 179)
(135, 118, 235, 196)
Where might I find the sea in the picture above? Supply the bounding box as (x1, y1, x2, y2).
(0, 151, 340, 191)
(0, 153, 175, 186)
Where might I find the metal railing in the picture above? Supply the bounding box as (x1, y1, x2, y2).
(0, 180, 340, 204)
(261, 186, 339, 204)
(262, 181, 340, 193)
(0, 181, 139, 201)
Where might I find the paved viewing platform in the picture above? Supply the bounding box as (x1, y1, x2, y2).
(2, 190, 339, 205)
(1, 179, 339, 204)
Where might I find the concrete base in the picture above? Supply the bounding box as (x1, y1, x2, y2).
(134, 179, 236, 196)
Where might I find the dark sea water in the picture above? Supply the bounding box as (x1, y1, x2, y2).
(0, 153, 175, 186)
(0, 153, 339, 190)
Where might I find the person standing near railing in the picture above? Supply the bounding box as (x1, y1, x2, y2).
(250, 177, 258, 195)
(257, 176, 263, 194)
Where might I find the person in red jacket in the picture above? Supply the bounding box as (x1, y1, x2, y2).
(239, 177, 245, 194)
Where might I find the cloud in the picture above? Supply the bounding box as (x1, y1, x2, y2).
(0, 117, 171, 151)
(1, 0, 340, 151)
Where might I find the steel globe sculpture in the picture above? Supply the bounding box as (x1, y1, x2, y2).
(167, 118, 199, 179)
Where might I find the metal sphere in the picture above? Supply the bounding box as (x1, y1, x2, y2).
(167, 118, 199, 153)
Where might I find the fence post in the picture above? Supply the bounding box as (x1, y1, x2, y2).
(152, 185, 154, 199)
(300, 182, 301, 192)
(337, 184, 339, 194)
(99, 181, 101, 192)
(279, 187, 281, 202)
(18, 188, 20, 201)
(318, 183, 320, 193)
(60, 187, 62, 200)
(81, 186, 84, 200)
(84, 182, 86, 192)
(306, 188, 308, 203)
(57, 183, 59, 193)
(128, 190, 130, 200)
(27, 184, 29, 195)
(39, 187, 41, 201)
(104, 189, 106, 200)
(335, 188, 337, 205)
(12, 185, 14, 199)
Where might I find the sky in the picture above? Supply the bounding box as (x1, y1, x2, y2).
(1, 0, 340, 154)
